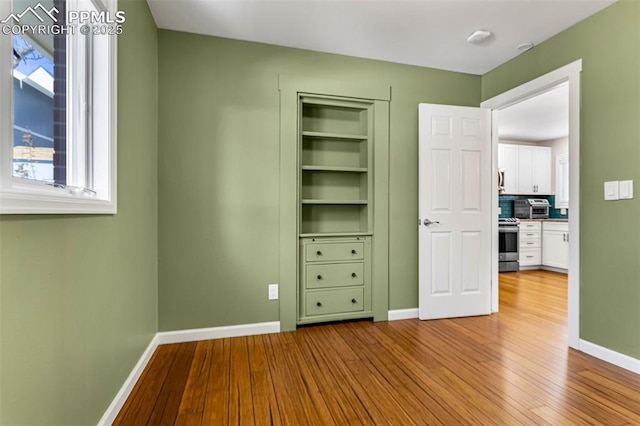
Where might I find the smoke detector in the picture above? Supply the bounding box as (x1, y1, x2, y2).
(467, 30, 492, 44)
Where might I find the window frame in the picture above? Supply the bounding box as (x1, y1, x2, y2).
(0, 0, 118, 214)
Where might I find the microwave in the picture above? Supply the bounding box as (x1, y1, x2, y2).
(514, 198, 550, 219)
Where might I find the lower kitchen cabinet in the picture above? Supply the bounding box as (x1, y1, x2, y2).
(519, 220, 542, 268)
(542, 222, 569, 270)
(299, 236, 372, 324)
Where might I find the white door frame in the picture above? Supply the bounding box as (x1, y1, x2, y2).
(481, 59, 582, 349)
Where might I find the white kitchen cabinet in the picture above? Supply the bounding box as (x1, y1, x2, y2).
(542, 222, 569, 270)
(499, 144, 551, 195)
(498, 144, 518, 194)
(532, 146, 551, 194)
(519, 220, 542, 268)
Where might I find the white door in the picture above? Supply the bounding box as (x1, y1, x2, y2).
(418, 104, 492, 320)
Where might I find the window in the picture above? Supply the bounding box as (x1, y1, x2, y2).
(0, 0, 118, 214)
(555, 153, 569, 209)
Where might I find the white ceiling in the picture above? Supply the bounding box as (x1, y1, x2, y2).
(498, 83, 569, 142)
(146, 0, 615, 75)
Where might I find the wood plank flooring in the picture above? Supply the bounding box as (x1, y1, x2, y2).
(114, 271, 640, 425)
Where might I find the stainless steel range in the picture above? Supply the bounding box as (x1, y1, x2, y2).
(498, 217, 520, 272)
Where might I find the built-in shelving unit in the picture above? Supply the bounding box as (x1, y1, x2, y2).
(299, 97, 373, 237)
(278, 75, 390, 330)
(298, 96, 374, 324)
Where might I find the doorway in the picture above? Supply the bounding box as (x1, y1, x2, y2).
(482, 60, 581, 349)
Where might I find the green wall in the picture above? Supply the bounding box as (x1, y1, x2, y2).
(0, 1, 158, 424)
(157, 31, 481, 330)
(483, 0, 640, 358)
(6, 2, 637, 422)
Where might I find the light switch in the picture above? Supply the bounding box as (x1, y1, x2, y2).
(604, 181, 619, 201)
(619, 180, 634, 199)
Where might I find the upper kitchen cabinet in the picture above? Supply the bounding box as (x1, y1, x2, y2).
(498, 144, 518, 194)
(498, 143, 551, 195)
(519, 145, 551, 194)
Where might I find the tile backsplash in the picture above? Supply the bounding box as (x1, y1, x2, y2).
(499, 194, 568, 219)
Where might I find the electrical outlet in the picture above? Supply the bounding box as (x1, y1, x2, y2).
(268, 283, 279, 300)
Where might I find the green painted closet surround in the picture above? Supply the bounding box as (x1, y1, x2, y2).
(483, 0, 640, 359)
(157, 30, 480, 331)
(0, 1, 158, 424)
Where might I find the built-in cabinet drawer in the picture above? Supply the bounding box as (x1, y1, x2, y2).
(520, 221, 541, 232)
(306, 263, 364, 289)
(305, 241, 364, 262)
(520, 239, 541, 249)
(305, 288, 364, 316)
(520, 249, 541, 266)
(299, 236, 371, 324)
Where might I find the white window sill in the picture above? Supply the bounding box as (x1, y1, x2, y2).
(0, 187, 116, 214)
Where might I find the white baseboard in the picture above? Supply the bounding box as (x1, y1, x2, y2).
(541, 266, 568, 274)
(579, 339, 640, 375)
(157, 321, 281, 344)
(99, 321, 280, 424)
(97, 334, 159, 426)
(388, 308, 419, 321)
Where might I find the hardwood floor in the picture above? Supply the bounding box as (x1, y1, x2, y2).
(114, 270, 640, 425)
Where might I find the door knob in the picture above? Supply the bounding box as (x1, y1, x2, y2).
(423, 219, 440, 226)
